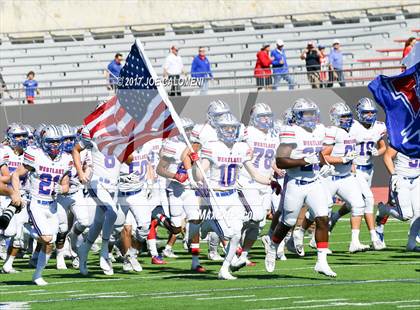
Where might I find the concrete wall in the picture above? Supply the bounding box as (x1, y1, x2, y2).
(0, 0, 414, 34)
(0, 86, 390, 186)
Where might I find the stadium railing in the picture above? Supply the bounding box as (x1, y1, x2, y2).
(0, 65, 402, 105)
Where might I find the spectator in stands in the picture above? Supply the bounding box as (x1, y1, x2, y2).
(23, 71, 39, 104)
(328, 39, 346, 87)
(254, 43, 273, 91)
(271, 39, 295, 90)
(191, 47, 213, 95)
(163, 45, 185, 96)
(403, 37, 416, 58)
(107, 53, 123, 91)
(318, 45, 329, 88)
(300, 41, 321, 88)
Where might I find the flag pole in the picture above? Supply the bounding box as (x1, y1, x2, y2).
(136, 39, 228, 227)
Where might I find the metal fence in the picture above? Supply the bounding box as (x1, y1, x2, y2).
(0, 65, 403, 105)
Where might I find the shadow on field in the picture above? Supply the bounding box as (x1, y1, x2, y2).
(1, 280, 33, 286)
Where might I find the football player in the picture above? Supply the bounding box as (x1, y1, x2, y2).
(376, 146, 420, 252)
(74, 127, 127, 276)
(157, 117, 205, 272)
(329, 98, 386, 250)
(235, 103, 281, 269)
(11, 125, 72, 285)
(322, 102, 370, 253)
(195, 113, 273, 280)
(1, 123, 30, 273)
(264, 98, 336, 278)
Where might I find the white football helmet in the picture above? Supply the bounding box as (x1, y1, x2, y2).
(356, 97, 377, 124)
(250, 102, 274, 130)
(5, 123, 28, 150)
(58, 124, 77, 153)
(330, 102, 354, 129)
(207, 100, 231, 127)
(40, 125, 63, 156)
(215, 113, 241, 144)
(291, 98, 319, 130)
(178, 117, 194, 142)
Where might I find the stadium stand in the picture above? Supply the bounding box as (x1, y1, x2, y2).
(0, 2, 418, 105)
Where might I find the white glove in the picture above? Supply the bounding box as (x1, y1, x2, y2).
(319, 164, 335, 177)
(187, 168, 198, 189)
(145, 180, 153, 200)
(390, 174, 399, 191)
(303, 153, 320, 165)
(370, 148, 379, 156)
(342, 151, 358, 164)
(119, 172, 140, 184)
(53, 183, 64, 195)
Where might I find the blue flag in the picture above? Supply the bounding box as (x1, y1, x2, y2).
(368, 62, 420, 158)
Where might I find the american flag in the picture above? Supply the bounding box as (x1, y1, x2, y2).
(84, 40, 179, 162)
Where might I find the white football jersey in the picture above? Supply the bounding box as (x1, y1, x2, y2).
(201, 140, 252, 191)
(394, 152, 420, 178)
(160, 136, 192, 187)
(23, 146, 73, 201)
(324, 126, 357, 176)
(239, 126, 279, 188)
(191, 123, 218, 145)
(1, 145, 28, 190)
(351, 120, 387, 166)
(78, 138, 121, 188)
(119, 142, 155, 192)
(279, 124, 326, 181)
(145, 138, 166, 189)
(69, 149, 92, 192)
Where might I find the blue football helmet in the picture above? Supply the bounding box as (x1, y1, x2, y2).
(250, 102, 274, 130)
(356, 97, 377, 125)
(41, 125, 63, 156)
(58, 124, 77, 153)
(292, 98, 319, 130)
(330, 102, 354, 130)
(215, 113, 241, 144)
(6, 123, 28, 150)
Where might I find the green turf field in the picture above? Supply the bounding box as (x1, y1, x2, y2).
(1, 218, 420, 310)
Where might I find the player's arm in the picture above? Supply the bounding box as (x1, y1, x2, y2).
(275, 143, 307, 169)
(243, 161, 271, 185)
(59, 174, 70, 194)
(0, 164, 10, 183)
(0, 181, 13, 196)
(72, 143, 88, 184)
(11, 164, 32, 205)
(383, 145, 397, 175)
(156, 156, 175, 179)
(321, 145, 345, 164)
(181, 143, 200, 170)
(194, 158, 211, 182)
(376, 138, 387, 156)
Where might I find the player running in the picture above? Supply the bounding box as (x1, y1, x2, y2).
(264, 98, 336, 278)
(375, 146, 420, 252)
(11, 125, 72, 285)
(195, 113, 273, 280)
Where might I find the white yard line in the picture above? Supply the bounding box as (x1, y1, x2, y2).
(294, 298, 348, 303)
(28, 290, 83, 296)
(254, 299, 420, 310)
(196, 295, 256, 301)
(398, 305, 420, 308)
(152, 293, 210, 299)
(5, 295, 135, 304)
(0, 289, 46, 295)
(69, 291, 127, 297)
(243, 296, 304, 302)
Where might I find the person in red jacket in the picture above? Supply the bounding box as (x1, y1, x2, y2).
(254, 43, 273, 91)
